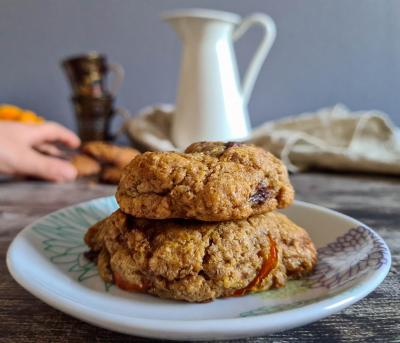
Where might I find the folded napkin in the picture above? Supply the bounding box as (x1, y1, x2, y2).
(125, 104, 400, 175)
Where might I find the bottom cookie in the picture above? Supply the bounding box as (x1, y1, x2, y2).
(84, 210, 317, 302)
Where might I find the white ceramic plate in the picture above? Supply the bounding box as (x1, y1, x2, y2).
(7, 197, 391, 341)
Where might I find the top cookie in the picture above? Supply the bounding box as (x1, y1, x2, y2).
(116, 142, 294, 221)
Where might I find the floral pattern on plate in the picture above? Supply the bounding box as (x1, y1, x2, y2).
(241, 226, 389, 317)
(30, 197, 390, 318)
(31, 197, 117, 289)
(8, 197, 391, 339)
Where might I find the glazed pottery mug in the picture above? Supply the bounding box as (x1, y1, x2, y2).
(62, 52, 125, 98)
(71, 95, 130, 142)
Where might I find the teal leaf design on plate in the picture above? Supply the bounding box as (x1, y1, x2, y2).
(32, 196, 118, 289)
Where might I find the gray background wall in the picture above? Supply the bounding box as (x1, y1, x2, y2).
(1, 0, 400, 131)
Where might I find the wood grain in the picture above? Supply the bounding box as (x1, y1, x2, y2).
(0, 174, 399, 343)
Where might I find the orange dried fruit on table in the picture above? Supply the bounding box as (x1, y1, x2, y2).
(19, 111, 45, 123)
(0, 104, 45, 123)
(0, 104, 22, 120)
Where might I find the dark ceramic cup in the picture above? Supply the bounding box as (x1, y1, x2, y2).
(62, 52, 124, 98)
(71, 95, 129, 142)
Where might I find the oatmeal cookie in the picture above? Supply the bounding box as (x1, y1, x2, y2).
(82, 141, 140, 168)
(71, 154, 101, 177)
(84, 210, 316, 302)
(100, 166, 123, 184)
(116, 141, 294, 221)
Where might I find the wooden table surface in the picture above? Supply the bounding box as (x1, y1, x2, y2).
(1, 173, 399, 343)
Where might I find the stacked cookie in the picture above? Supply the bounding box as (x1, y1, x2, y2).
(85, 142, 317, 302)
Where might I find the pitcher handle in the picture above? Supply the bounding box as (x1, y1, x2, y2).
(233, 14, 276, 105)
(108, 63, 125, 97)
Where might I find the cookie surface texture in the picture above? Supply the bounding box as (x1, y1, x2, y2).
(84, 210, 316, 302)
(116, 142, 294, 221)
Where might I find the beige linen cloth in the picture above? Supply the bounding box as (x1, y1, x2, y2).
(125, 104, 400, 175)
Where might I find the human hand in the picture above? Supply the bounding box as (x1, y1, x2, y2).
(0, 121, 80, 182)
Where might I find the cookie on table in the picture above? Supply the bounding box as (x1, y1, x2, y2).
(84, 210, 316, 303)
(116, 141, 294, 221)
(82, 141, 140, 168)
(71, 154, 101, 177)
(100, 166, 123, 184)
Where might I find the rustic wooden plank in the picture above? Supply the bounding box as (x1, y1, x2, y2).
(0, 181, 115, 243)
(0, 174, 398, 343)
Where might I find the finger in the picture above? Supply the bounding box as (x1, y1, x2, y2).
(34, 143, 64, 157)
(31, 122, 81, 148)
(19, 150, 78, 182)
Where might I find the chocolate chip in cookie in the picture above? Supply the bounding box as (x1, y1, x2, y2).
(249, 181, 273, 205)
(225, 141, 243, 149)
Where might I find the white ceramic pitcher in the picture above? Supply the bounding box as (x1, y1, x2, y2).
(162, 9, 276, 148)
